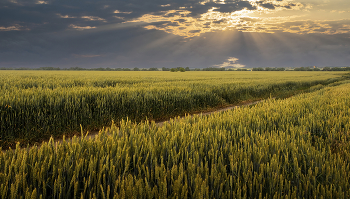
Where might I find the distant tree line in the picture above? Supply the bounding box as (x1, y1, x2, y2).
(202, 67, 226, 71)
(0, 67, 62, 70)
(68, 67, 162, 71)
(293, 67, 320, 71)
(235, 68, 249, 71)
(251, 67, 350, 71)
(0, 67, 161, 71)
(293, 67, 350, 71)
(166, 67, 190, 72)
(1, 66, 350, 71)
(252, 67, 285, 71)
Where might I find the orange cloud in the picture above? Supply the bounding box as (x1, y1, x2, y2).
(214, 57, 245, 68)
(69, 24, 96, 30)
(0, 24, 27, 31)
(81, 16, 106, 22)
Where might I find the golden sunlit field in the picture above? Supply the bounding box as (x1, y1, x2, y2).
(0, 71, 350, 198)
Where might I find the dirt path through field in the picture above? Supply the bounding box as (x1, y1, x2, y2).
(2, 99, 267, 152)
(154, 100, 263, 127)
(58, 99, 266, 144)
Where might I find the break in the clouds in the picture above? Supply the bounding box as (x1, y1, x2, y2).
(127, 0, 350, 37)
(0, 0, 350, 68)
(215, 57, 245, 68)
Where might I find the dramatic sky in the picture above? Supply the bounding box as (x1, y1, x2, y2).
(1, 0, 350, 68)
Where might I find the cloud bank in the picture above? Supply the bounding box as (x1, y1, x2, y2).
(0, 0, 349, 69)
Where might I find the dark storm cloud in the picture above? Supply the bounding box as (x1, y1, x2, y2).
(2, 25, 349, 69)
(1, 0, 350, 69)
(0, 0, 260, 33)
(0, 25, 182, 68)
(0, 0, 261, 67)
(0, 1, 108, 33)
(212, 1, 256, 13)
(212, 19, 227, 24)
(260, 3, 275, 10)
(178, 1, 256, 17)
(256, 0, 300, 10)
(195, 31, 350, 68)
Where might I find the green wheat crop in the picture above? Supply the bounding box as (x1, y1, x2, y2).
(0, 80, 349, 198)
(0, 71, 349, 147)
